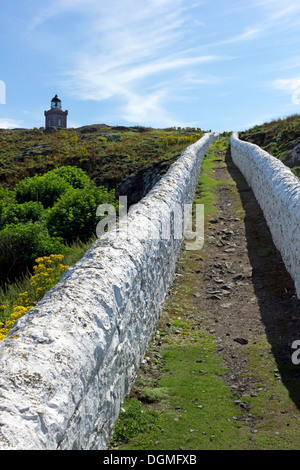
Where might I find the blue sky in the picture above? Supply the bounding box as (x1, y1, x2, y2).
(1, 0, 300, 132)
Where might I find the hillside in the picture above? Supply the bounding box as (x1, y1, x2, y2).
(0, 118, 298, 290)
(0, 124, 204, 286)
(239, 114, 300, 179)
(0, 124, 204, 203)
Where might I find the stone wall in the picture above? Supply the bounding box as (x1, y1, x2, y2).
(230, 132, 300, 299)
(0, 132, 218, 450)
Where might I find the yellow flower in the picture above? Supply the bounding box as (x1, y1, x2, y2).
(1, 305, 33, 333)
(0, 254, 70, 341)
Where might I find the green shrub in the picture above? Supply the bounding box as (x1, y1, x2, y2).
(46, 185, 118, 244)
(46, 165, 91, 189)
(0, 201, 45, 228)
(0, 221, 68, 284)
(0, 200, 6, 230)
(0, 188, 16, 203)
(0, 190, 18, 229)
(15, 173, 72, 208)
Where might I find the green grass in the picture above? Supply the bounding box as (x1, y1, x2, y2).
(193, 139, 228, 219)
(111, 398, 159, 446)
(193, 136, 236, 223)
(170, 319, 189, 328)
(292, 166, 300, 178)
(139, 387, 171, 403)
(112, 332, 250, 450)
(239, 338, 300, 449)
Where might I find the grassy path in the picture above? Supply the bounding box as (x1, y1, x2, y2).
(110, 136, 300, 450)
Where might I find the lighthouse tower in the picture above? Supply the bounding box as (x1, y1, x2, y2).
(44, 95, 68, 128)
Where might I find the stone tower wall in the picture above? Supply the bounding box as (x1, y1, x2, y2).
(44, 109, 68, 128)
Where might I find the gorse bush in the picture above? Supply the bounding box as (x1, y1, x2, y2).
(46, 165, 90, 189)
(160, 133, 203, 149)
(30, 254, 69, 301)
(0, 254, 69, 341)
(15, 173, 72, 208)
(46, 184, 118, 244)
(0, 165, 119, 283)
(0, 187, 15, 203)
(0, 200, 44, 229)
(0, 221, 68, 284)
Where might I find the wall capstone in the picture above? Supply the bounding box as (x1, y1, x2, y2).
(0, 132, 218, 450)
(230, 131, 300, 299)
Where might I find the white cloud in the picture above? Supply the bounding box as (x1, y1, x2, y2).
(273, 78, 300, 104)
(121, 90, 175, 127)
(204, 0, 300, 50)
(64, 54, 220, 97)
(62, 51, 223, 126)
(265, 56, 300, 73)
(205, 27, 263, 48)
(29, 0, 300, 127)
(254, 0, 300, 15)
(0, 80, 6, 105)
(0, 118, 23, 129)
(117, 56, 219, 84)
(29, 0, 96, 30)
(40, 0, 224, 125)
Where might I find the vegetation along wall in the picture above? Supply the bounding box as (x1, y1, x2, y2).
(231, 132, 300, 299)
(0, 132, 218, 450)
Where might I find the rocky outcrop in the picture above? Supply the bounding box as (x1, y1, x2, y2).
(115, 159, 176, 205)
(282, 142, 300, 167)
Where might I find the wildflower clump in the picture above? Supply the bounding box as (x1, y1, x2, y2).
(160, 132, 203, 149)
(0, 254, 69, 341)
(30, 254, 68, 301)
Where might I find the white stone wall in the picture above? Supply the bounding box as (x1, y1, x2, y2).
(0, 132, 218, 450)
(231, 132, 300, 299)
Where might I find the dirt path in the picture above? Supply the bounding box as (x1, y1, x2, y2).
(114, 137, 300, 450)
(195, 142, 300, 410)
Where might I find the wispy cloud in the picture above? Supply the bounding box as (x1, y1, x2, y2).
(273, 77, 300, 104)
(205, 2, 300, 49)
(0, 118, 23, 129)
(64, 54, 220, 99)
(25, 0, 227, 125)
(203, 27, 263, 49)
(29, 0, 96, 30)
(37, 0, 222, 125)
(26, 0, 300, 126)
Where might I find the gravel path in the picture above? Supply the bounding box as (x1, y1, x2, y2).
(192, 144, 300, 406)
